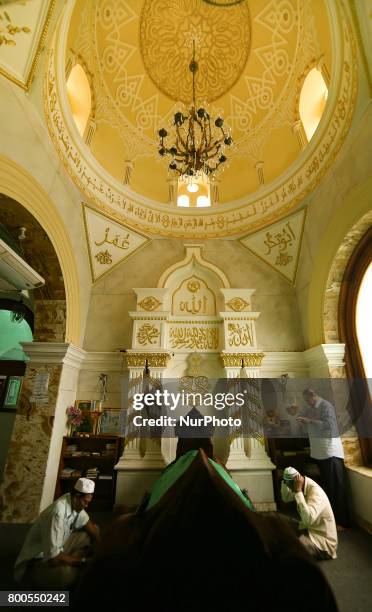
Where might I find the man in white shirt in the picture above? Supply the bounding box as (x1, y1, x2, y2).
(281, 466, 338, 560)
(14, 478, 100, 589)
(296, 387, 350, 528)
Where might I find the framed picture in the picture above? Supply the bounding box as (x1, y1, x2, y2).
(73, 411, 95, 434)
(75, 399, 101, 412)
(99, 409, 122, 436)
(3, 376, 23, 410)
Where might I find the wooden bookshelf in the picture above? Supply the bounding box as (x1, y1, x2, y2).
(54, 435, 123, 511)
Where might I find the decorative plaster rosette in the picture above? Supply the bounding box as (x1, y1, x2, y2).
(139, 0, 251, 104)
(45, 0, 357, 239)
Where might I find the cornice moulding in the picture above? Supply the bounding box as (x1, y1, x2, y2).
(21, 342, 86, 367)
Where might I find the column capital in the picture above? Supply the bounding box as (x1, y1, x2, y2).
(21, 342, 86, 369)
(124, 351, 172, 369)
(220, 352, 265, 368)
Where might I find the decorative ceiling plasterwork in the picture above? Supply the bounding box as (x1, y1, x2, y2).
(232, 0, 319, 159)
(70, 0, 316, 164)
(139, 0, 251, 104)
(45, 0, 357, 239)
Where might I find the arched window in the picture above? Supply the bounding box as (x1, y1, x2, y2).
(339, 228, 372, 465)
(356, 263, 372, 380)
(177, 194, 190, 207)
(177, 173, 211, 208)
(299, 68, 328, 141)
(66, 64, 92, 137)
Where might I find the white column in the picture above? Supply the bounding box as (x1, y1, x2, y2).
(140, 367, 167, 468)
(116, 367, 144, 469)
(221, 357, 276, 511)
(115, 359, 169, 508)
(226, 367, 274, 470)
(225, 366, 248, 469)
(21, 342, 86, 512)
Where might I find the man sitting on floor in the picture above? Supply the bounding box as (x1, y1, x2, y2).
(281, 466, 338, 560)
(14, 477, 100, 589)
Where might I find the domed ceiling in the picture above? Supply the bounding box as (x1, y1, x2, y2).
(45, 0, 357, 238)
(65, 0, 331, 203)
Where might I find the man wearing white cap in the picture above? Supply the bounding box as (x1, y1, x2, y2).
(281, 466, 338, 560)
(14, 478, 100, 589)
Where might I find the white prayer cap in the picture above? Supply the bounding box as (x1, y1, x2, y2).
(74, 477, 95, 494)
(283, 467, 299, 481)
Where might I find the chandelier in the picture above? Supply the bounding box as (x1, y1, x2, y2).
(158, 41, 233, 179)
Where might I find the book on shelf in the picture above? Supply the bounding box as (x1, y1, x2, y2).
(85, 467, 100, 479)
(61, 467, 82, 479)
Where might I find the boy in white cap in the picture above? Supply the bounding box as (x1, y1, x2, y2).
(281, 466, 338, 560)
(14, 478, 100, 589)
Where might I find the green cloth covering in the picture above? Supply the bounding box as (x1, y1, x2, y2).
(209, 457, 255, 511)
(146, 450, 255, 511)
(146, 450, 198, 509)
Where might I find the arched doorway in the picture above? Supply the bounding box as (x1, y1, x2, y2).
(0, 194, 68, 513)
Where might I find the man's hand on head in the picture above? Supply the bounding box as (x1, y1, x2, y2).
(293, 475, 302, 493)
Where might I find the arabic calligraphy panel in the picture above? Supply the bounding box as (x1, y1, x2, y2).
(83, 204, 149, 282)
(239, 208, 306, 284)
(169, 325, 219, 351)
(135, 322, 161, 347)
(172, 275, 216, 316)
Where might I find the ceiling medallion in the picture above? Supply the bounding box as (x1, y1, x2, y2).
(140, 0, 250, 105)
(158, 42, 233, 180)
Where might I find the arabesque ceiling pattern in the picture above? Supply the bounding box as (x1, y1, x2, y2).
(66, 0, 329, 202)
(45, 0, 357, 239)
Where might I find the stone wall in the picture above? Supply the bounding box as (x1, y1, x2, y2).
(0, 363, 62, 522)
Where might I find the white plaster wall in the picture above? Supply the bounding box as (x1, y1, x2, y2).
(347, 468, 372, 530)
(296, 102, 372, 347)
(83, 238, 305, 353)
(77, 353, 124, 409)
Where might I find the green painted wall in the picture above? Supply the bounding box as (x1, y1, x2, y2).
(0, 310, 32, 361)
